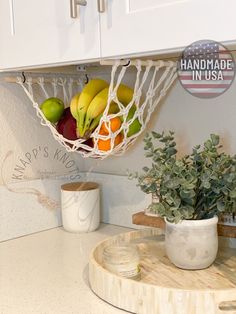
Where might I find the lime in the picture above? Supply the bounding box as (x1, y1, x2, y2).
(40, 97, 64, 123)
(127, 118, 141, 137)
(120, 105, 142, 137)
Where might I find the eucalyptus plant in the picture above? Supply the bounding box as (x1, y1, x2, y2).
(131, 131, 236, 223)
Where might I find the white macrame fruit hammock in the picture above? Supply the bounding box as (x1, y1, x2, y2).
(17, 59, 177, 159)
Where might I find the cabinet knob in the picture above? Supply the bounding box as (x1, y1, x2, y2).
(70, 0, 87, 18)
(97, 0, 105, 13)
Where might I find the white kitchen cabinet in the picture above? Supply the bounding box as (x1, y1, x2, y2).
(0, 0, 100, 70)
(100, 0, 236, 58)
(1, 0, 236, 71)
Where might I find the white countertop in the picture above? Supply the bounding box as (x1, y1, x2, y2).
(0, 224, 133, 314)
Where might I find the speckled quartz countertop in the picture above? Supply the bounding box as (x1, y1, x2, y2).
(0, 224, 132, 314)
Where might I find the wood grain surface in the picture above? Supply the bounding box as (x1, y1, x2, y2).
(89, 229, 236, 314)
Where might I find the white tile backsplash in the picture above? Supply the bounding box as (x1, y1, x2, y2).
(80, 172, 151, 228)
(0, 172, 150, 242)
(0, 178, 65, 242)
(1, 172, 236, 249)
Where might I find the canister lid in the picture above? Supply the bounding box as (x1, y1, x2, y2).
(61, 182, 99, 191)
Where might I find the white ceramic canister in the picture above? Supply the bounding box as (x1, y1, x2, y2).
(165, 216, 218, 270)
(61, 182, 100, 233)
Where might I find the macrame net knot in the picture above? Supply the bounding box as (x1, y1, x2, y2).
(17, 59, 177, 159)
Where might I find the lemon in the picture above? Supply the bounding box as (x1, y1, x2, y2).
(40, 97, 64, 123)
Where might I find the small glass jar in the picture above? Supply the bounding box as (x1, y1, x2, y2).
(103, 244, 141, 280)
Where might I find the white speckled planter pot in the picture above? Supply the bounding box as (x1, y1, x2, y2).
(61, 182, 100, 233)
(165, 216, 218, 270)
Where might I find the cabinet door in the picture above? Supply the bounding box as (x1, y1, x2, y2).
(100, 0, 236, 58)
(0, 0, 100, 70)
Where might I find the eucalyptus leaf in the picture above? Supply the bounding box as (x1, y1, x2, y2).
(202, 181, 211, 189)
(204, 140, 212, 150)
(230, 189, 236, 198)
(217, 200, 225, 212)
(210, 134, 220, 146)
(131, 131, 236, 223)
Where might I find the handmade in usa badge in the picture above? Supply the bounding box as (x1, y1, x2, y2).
(178, 40, 235, 98)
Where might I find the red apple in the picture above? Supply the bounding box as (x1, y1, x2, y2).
(56, 109, 78, 140)
(56, 117, 66, 135)
(64, 107, 71, 117)
(63, 116, 77, 140)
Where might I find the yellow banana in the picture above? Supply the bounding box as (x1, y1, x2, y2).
(82, 87, 109, 136)
(82, 84, 134, 137)
(77, 79, 109, 136)
(70, 92, 80, 120)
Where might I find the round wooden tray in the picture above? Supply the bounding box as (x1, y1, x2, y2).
(89, 229, 236, 314)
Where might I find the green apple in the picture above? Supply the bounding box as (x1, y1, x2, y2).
(121, 105, 142, 137)
(127, 118, 142, 137)
(40, 97, 64, 123)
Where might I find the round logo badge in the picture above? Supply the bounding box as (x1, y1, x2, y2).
(178, 40, 235, 98)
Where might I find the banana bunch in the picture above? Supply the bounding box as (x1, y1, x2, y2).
(70, 79, 108, 138)
(70, 78, 140, 139)
(82, 83, 135, 137)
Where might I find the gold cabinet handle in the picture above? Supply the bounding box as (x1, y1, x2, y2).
(70, 0, 87, 18)
(97, 0, 105, 13)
